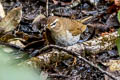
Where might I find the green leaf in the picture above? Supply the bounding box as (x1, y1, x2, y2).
(0, 44, 29, 64)
(118, 28, 120, 35)
(0, 44, 46, 80)
(116, 38, 120, 56)
(117, 10, 120, 23)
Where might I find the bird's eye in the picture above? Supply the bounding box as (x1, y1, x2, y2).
(50, 22, 56, 28)
(50, 22, 56, 26)
(50, 19, 59, 28)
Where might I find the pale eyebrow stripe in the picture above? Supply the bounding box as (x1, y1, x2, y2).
(51, 24, 56, 28)
(50, 19, 59, 26)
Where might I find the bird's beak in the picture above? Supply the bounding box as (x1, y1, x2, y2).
(81, 25, 87, 33)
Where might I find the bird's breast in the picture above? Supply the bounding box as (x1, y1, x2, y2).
(51, 30, 80, 46)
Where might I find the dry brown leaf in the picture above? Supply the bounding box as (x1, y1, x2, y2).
(104, 60, 120, 80)
(0, 32, 15, 42)
(32, 14, 46, 31)
(0, 2, 5, 19)
(32, 14, 46, 24)
(103, 60, 120, 72)
(0, 7, 22, 32)
(105, 0, 114, 2)
(8, 38, 25, 48)
(114, 0, 120, 6)
(105, 0, 120, 6)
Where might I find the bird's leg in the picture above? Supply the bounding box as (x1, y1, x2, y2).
(72, 57, 77, 65)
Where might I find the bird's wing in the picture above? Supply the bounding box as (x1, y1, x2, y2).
(65, 19, 87, 36)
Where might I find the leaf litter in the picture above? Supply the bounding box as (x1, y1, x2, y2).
(0, 0, 120, 80)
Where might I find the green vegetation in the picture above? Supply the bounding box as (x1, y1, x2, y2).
(116, 11, 120, 56)
(116, 28, 120, 56)
(0, 45, 47, 80)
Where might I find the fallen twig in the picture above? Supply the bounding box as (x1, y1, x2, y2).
(49, 74, 69, 78)
(34, 31, 119, 56)
(66, 31, 119, 54)
(0, 42, 23, 50)
(37, 44, 118, 80)
(46, 0, 49, 17)
(23, 31, 119, 80)
(32, 31, 120, 80)
(65, 0, 81, 9)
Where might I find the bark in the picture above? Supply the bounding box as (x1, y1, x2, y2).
(19, 31, 119, 80)
(66, 31, 119, 54)
(20, 49, 72, 69)
(21, 31, 119, 69)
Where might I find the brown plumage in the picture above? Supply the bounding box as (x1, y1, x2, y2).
(46, 16, 87, 46)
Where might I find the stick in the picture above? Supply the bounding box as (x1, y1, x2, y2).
(38, 45, 118, 80)
(46, 0, 49, 17)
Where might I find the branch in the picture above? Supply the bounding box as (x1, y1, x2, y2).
(21, 31, 119, 80)
(32, 31, 119, 57)
(35, 45, 118, 80)
(65, 0, 81, 9)
(66, 31, 119, 54)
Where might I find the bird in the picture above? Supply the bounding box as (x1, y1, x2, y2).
(45, 16, 89, 46)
